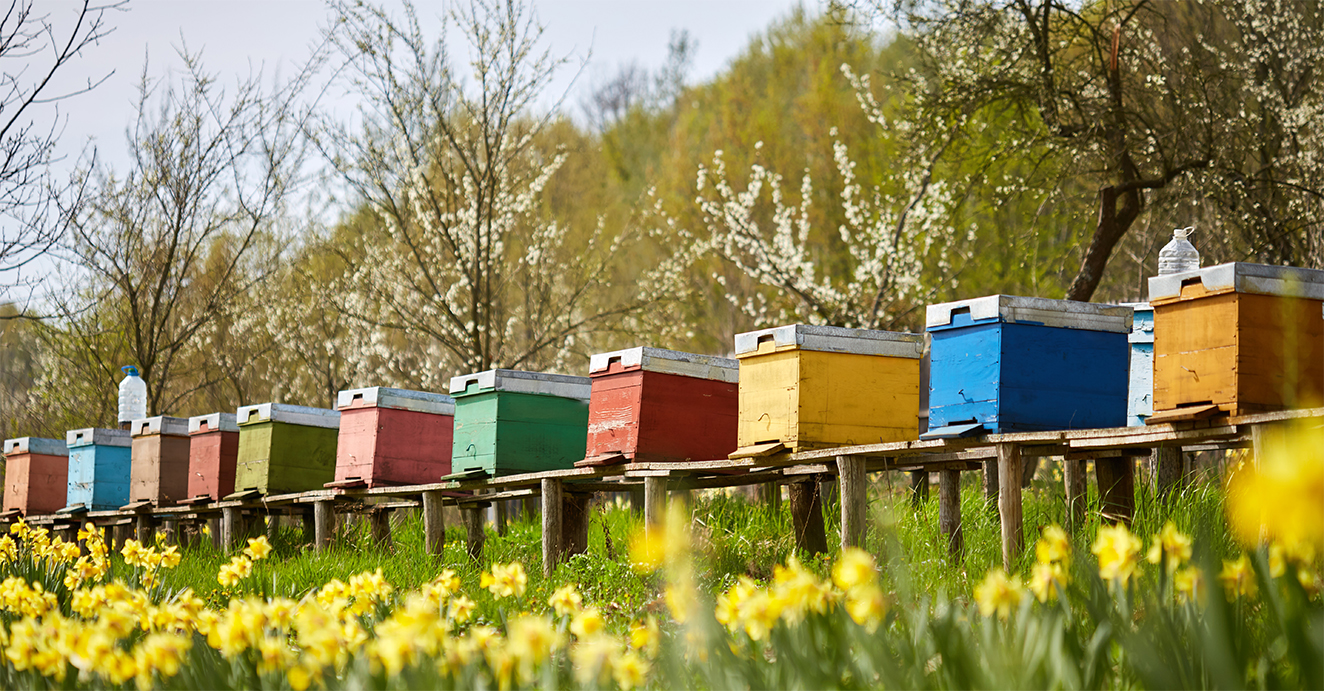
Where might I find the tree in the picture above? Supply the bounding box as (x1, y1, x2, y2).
(0, 0, 121, 309)
(40, 50, 311, 419)
(866, 0, 1324, 300)
(313, 0, 688, 389)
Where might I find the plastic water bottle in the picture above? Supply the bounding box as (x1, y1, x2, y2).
(1157, 226, 1200, 275)
(118, 365, 147, 425)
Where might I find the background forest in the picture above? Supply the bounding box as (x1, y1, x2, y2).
(2, 0, 1322, 438)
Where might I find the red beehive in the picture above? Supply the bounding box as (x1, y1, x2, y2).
(187, 413, 239, 501)
(585, 347, 739, 463)
(2, 437, 69, 516)
(333, 387, 456, 487)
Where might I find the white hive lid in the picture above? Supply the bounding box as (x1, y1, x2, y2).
(188, 412, 239, 434)
(236, 403, 341, 429)
(66, 428, 132, 448)
(336, 386, 456, 415)
(926, 295, 1133, 334)
(3, 437, 68, 456)
(1148, 262, 1324, 302)
(733, 324, 924, 359)
(449, 369, 592, 400)
(588, 347, 739, 383)
(130, 416, 190, 438)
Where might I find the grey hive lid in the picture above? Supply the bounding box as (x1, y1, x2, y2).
(236, 403, 341, 429)
(449, 369, 592, 400)
(130, 416, 190, 438)
(926, 295, 1133, 334)
(189, 412, 239, 434)
(1148, 262, 1324, 302)
(589, 347, 739, 383)
(733, 324, 924, 359)
(3, 437, 68, 456)
(66, 428, 132, 448)
(336, 386, 456, 415)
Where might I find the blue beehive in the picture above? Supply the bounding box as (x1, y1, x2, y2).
(65, 427, 132, 510)
(1124, 303, 1154, 426)
(923, 295, 1133, 436)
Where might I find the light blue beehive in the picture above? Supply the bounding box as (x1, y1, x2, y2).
(1125, 303, 1154, 426)
(65, 427, 132, 510)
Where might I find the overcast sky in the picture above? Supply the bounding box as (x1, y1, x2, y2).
(40, 0, 810, 175)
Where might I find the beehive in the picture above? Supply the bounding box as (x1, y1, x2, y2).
(449, 369, 590, 476)
(1126, 303, 1155, 426)
(733, 324, 924, 451)
(233, 403, 340, 495)
(334, 387, 456, 487)
(925, 296, 1132, 435)
(1149, 262, 1324, 418)
(188, 413, 239, 500)
(585, 347, 739, 463)
(65, 428, 132, 510)
(2, 437, 69, 516)
(129, 416, 191, 506)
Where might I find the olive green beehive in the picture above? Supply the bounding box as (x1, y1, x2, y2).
(233, 403, 340, 495)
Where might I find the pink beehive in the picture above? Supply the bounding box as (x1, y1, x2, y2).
(333, 387, 456, 487)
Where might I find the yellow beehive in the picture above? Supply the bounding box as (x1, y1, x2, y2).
(733, 324, 924, 452)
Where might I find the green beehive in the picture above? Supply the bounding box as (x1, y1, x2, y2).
(233, 403, 340, 495)
(449, 369, 591, 477)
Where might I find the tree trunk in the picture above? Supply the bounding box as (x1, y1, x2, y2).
(1065, 184, 1143, 301)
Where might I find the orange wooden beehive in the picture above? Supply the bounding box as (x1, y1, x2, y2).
(2, 437, 69, 516)
(130, 416, 192, 506)
(187, 412, 240, 500)
(584, 347, 739, 464)
(1149, 262, 1324, 419)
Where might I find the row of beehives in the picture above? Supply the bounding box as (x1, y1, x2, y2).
(2, 261, 1322, 517)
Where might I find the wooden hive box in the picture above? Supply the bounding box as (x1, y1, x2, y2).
(1148, 262, 1324, 419)
(130, 416, 191, 506)
(1125, 303, 1155, 426)
(585, 347, 739, 463)
(187, 413, 240, 501)
(233, 403, 340, 495)
(449, 369, 591, 477)
(924, 296, 1132, 436)
(334, 386, 456, 487)
(2, 437, 69, 516)
(65, 428, 132, 510)
(733, 324, 924, 452)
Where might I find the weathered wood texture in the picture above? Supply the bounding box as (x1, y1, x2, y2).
(586, 365, 738, 463)
(67, 431, 132, 510)
(422, 490, 445, 555)
(136, 513, 156, 543)
(464, 507, 486, 560)
(937, 469, 963, 559)
(1063, 459, 1087, 529)
(1128, 304, 1155, 426)
(221, 507, 244, 550)
(131, 433, 192, 506)
(370, 510, 392, 550)
(738, 345, 920, 450)
(996, 444, 1023, 570)
(643, 476, 667, 530)
(188, 429, 239, 500)
(788, 480, 827, 555)
(1153, 286, 1323, 416)
(451, 392, 589, 476)
(2, 450, 69, 515)
(981, 460, 999, 507)
(541, 479, 563, 575)
(313, 501, 335, 550)
(562, 492, 590, 559)
(929, 318, 1129, 432)
(1095, 457, 1135, 525)
(335, 406, 454, 488)
(837, 456, 867, 549)
(1154, 446, 1182, 497)
(234, 421, 340, 495)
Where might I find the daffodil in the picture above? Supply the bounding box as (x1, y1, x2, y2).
(1035, 524, 1071, 565)
(1145, 521, 1193, 573)
(1219, 553, 1258, 599)
(832, 547, 878, 591)
(1092, 523, 1142, 585)
(548, 584, 583, 617)
(974, 568, 1024, 619)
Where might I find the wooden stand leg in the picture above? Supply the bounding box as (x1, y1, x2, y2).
(909, 471, 929, 508)
(996, 444, 1023, 571)
(1096, 457, 1136, 525)
(837, 455, 867, 550)
(208, 516, 221, 549)
(370, 509, 393, 551)
(759, 482, 781, 512)
(161, 519, 178, 546)
(541, 479, 564, 575)
(561, 492, 590, 560)
(629, 488, 643, 516)
(1021, 456, 1037, 488)
(1064, 459, 1087, 530)
(495, 500, 508, 537)
(938, 469, 963, 560)
(113, 522, 132, 551)
(1154, 446, 1182, 499)
(982, 459, 1000, 510)
(422, 490, 446, 556)
(643, 476, 667, 531)
(788, 480, 827, 556)
(266, 513, 280, 541)
(136, 513, 156, 544)
(221, 507, 243, 550)
(463, 506, 486, 561)
(313, 501, 335, 551)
